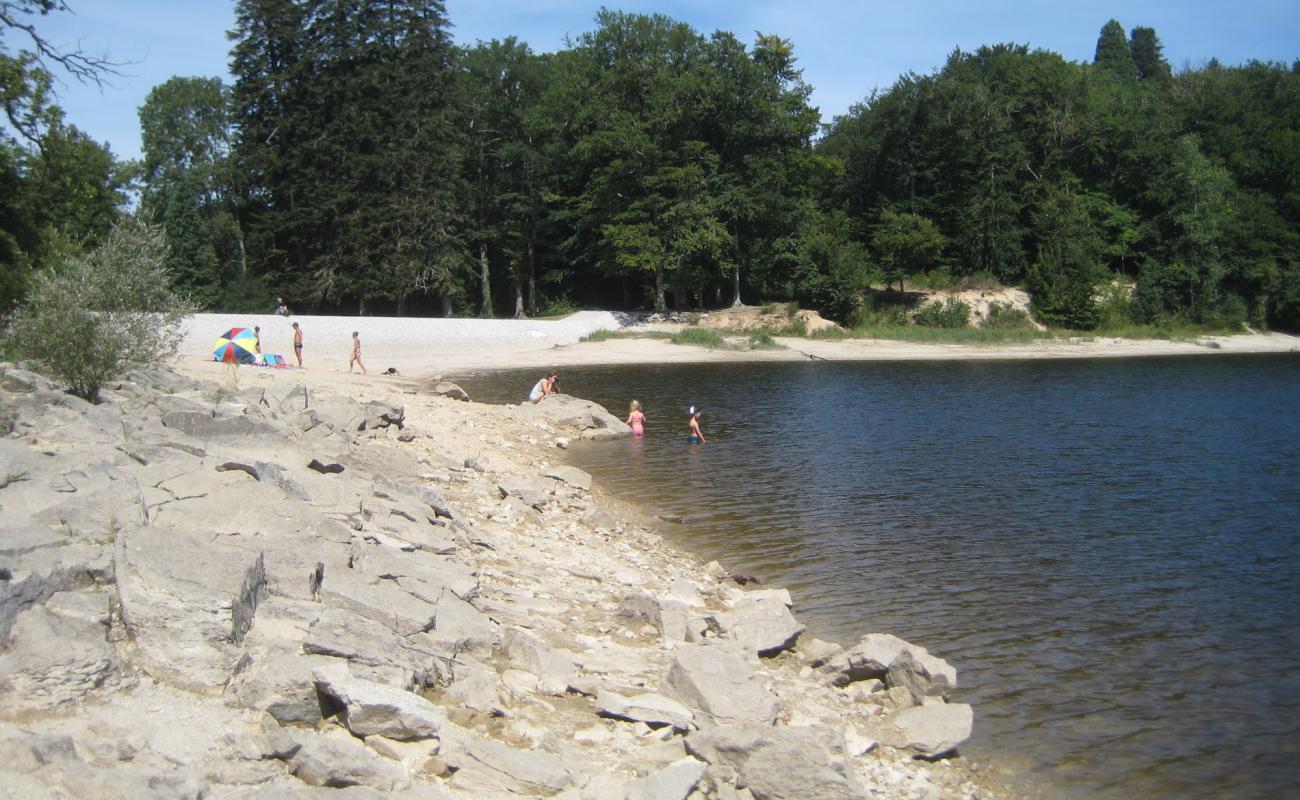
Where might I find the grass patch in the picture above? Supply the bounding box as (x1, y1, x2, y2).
(746, 331, 783, 349)
(580, 329, 672, 342)
(670, 327, 730, 348)
(825, 324, 1056, 344)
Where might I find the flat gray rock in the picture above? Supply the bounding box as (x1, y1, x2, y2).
(877, 702, 973, 757)
(685, 724, 866, 800)
(597, 689, 695, 731)
(288, 732, 410, 791)
(451, 738, 573, 796)
(625, 756, 707, 800)
(664, 644, 780, 728)
(313, 662, 443, 740)
(541, 465, 592, 491)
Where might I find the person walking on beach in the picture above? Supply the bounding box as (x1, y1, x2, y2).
(348, 331, 367, 375)
(529, 371, 558, 403)
(626, 400, 647, 436)
(688, 405, 705, 444)
(292, 322, 303, 367)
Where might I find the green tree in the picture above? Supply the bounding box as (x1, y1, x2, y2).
(1026, 185, 1102, 329)
(871, 209, 945, 292)
(1128, 26, 1170, 83)
(1094, 19, 1136, 81)
(12, 219, 194, 401)
(139, 76, 243, 309)
(230, 0, 464, 314)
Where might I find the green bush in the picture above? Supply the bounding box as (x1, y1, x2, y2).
(913, 297, 972, 328)
(538, 295, 579, 316)
(776, 317, 807, 337)
(983, 302, 1035, 330)
(747, 331, 781, 349)
(11, 219, 195, 401)
(670, 326, 728, 348)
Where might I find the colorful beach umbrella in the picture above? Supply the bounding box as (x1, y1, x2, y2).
(213, 327, 259, 364)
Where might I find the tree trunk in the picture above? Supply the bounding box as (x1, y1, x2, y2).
(527, 240, 537, 316)
(654, 261, 667, 314)
(513, 281, 525, 319)
(396, 294, 407, 317)
(358, 296, 365, 316)
(440, 293, 453, 317)
(479, 244, 493, 318)
(731, 263, 742, 307)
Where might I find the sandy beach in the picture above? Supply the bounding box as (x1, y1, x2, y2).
(182, 311, 1300, 388)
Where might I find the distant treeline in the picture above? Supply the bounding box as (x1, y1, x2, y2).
(2, 3, 1298, 330)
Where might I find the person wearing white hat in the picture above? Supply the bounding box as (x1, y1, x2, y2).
(687, 405, 706, 444)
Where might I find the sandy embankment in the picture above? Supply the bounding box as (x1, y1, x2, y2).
(182, 311, 1300, 388)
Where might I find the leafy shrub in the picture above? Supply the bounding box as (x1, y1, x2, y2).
(983, 302, 1034, 330)
(747, 331, 780, 349)
(11, 219, 194, 401)
(670, 327, 728, 348)
(913, 297, 972, 328)
(581, 329, 618, 342)
(1094, 281, 1137, 331)
(538, 295, 579, 316)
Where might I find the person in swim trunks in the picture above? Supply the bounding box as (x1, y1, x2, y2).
(292, 322, 303, 367)
(687, 405, 705, 444)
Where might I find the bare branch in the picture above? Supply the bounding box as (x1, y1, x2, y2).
(1, 1, 125, 88)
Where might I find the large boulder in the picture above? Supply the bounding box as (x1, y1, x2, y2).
(521, 394, 632, 441)
(663, 644, 780, 728)
(886, 647, 957, 703)
(685, 724, 866, 800)
(876, 702, 973, 758)
(821, 633, 957, 700)
(708, 596, 804, 657)
(312, 662, 443, 740)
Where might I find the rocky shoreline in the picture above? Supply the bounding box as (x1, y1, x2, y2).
(0, 362, 1014, 799)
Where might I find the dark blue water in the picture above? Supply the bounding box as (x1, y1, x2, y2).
(459, 356, 1300, 799)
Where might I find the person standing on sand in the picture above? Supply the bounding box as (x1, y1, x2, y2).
(626, 400, 646, 436)
(292, 322, 303, 367)
(349, 331, 367, 375)
(529, 371, 558, 403)
(275, 297, 289, 316)
(253, 326, 262, 355)
(688, 405, 705, 444)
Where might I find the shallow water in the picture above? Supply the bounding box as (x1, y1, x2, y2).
(460, 355, 1300, 799)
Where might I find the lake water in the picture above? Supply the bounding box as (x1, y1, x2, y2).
(458, 355, 1300, 799)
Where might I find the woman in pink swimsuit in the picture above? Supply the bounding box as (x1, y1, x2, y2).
(625, 400, 646, 436)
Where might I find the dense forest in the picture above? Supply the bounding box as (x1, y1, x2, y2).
(2, 1, 1299, 330)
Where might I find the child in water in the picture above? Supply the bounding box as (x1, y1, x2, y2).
(687, 405, 705, 444)
(626, 400, 646, 436)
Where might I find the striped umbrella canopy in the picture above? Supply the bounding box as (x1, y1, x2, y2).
(213, 327, 259, 364)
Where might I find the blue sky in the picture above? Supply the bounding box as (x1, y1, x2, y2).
(18, 0, 1300, 161)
